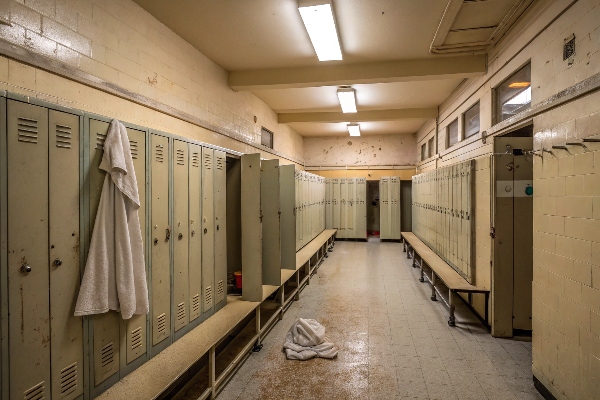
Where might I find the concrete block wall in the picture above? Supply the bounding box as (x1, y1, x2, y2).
(0, 0, 304, 163)
(412, 0, 600, 397)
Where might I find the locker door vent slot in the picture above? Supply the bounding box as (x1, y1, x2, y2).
(130, 140, 139, 159)
(192, 294, 200, 313)
(191, 152, 200, 168)
(216, 157, 224, 170)
(176, 149, 185, 165)
(96, 132, 107, 149)
(157, 313, 166, 334)
(17, 117, 39, 144)
(204, 286, 212, 307)
(155, 145, 164, 162)
(203, 154, 212, 169)
(60, 363, 78, 397)
(176, 302, 185, 321)
(131, 327, 143, 350)
(217, 280, 224, 297)
(100, 342, 114, 369)
(55, 124, 72, 149)
(24, 381, 45, 400)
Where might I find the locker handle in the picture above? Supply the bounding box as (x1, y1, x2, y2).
(166, 228, 171, 241)
(53, 259, 62, 267)
(178, 233, 183, 240)
(191, 230, 195, 237)
(21, 264, 31, 274)
(204, 228, 208, 234)
(154, 238, 159, 246)
(217, 225, 220, 231)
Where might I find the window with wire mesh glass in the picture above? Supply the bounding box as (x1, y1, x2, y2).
(261, 127, 274, 149)
(446, 119, 459, 148)
(494, 63, 531, 124)
(463, 102, 480, 139)
(428, 137, 435, 158)
(421, 143, 427, 161)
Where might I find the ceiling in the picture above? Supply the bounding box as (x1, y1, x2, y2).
(133, 0, 532, 137)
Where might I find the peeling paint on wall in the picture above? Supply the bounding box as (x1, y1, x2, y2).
(304, 133, 417, 167)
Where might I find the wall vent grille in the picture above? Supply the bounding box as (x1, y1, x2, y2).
(23, 381, 45, 400)
(17, 117, 38, 144)
(55, 124, 72, 149)
(60, 363, 77, 397)
(131, 327, 143, 350)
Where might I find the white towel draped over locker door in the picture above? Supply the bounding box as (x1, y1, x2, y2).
(75, 119, 149, 320)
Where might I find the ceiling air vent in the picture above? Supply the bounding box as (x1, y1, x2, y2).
(564, 34, 575, 61)
(261, 127, 273, 149)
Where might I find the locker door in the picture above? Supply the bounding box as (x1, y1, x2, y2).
(150, 134, 170, 347)
(392, 177, 401, 239)
(89, 119, 120, 386)
(279, 165, 296, 270)
(379, 178, 388, 239)
(332, 179, 340, 231)
(173, 140, 189, 333)
(49, 110, 83, 400)
(125, 127, 147, 363)
(201, 148, 215, 315)
(356, 178, 366, 238)
(261, 159, 281, 286)
(347, 179, 355, 238)
(214, 150, 227, 308)
(188, 144, 202, 324)
(339, 179, 347, 238)
(241, 154, 262, 302)
(7, 101, 50, 400)
(325, 179, 331, 229)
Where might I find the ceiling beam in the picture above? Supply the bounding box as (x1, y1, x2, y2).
(229, 54, 486, 90)
(278, 108, 438, 123)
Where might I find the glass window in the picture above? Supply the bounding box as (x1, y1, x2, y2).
(428, 137, 435, 158)
(447, 119, 458, 148)
(421, 143, 427, 161)
(261, 127, 273, 149)
(463, 102, 480, 139)
(495, 63, 531, 123)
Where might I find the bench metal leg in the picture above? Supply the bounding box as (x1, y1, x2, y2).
(419, 258, 425, 282)
(412, 251, 417, 268)
(403, 240, 406, 252)
(448, 290, 456, 327)
(406, 245, 411, 259)
(430, 273, 437, 301)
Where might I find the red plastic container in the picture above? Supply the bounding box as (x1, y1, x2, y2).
(234, 271, 242, 289)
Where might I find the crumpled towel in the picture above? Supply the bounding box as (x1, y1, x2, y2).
(283, 318, 338, 360)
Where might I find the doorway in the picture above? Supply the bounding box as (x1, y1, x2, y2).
(492, 124, 534, 337)
(366, 181, 380, 237)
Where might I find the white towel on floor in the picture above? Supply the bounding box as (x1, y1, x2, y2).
(283, 318, 338, 360)
(75, 119, 149, 320)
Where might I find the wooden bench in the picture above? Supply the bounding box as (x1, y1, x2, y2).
(401, 232, 490, 327)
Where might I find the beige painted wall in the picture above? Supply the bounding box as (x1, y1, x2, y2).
(303, 133, 417, 168)
(308, 169, 415, 181)
(0, 0, 304, 164)
(411, 0, 600, 398)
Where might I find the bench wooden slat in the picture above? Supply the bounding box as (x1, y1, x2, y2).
(401, 232, 488, 293)
(296, 229, 336, 270)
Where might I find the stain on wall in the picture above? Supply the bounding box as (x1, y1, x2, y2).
(303, 133, 417, 167)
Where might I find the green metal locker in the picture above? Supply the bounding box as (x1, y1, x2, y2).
(214, 150, 227, 310)
(188, 144, 202, 326)
(356, 178, 367, 238)
(379, 178, 389, 239)
(332, 178, 340, 233)
(201, 148, 215, 316)
(150, 134, 171, 350)
(173, 140, 190, 336)
(241, 154, 262, 302)
(279, 165, 296, 271)
(261, 159, 282, 286)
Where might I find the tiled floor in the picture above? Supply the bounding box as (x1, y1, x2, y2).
(217, 241, 543, 400)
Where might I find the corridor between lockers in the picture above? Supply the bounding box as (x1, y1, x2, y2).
(213, 241, 542, 400)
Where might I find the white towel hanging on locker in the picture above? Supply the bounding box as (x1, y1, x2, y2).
(75, 119, 149, 320)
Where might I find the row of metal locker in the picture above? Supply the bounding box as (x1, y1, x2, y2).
(0, 98, 227, 400)
(295, 171, 326, 251)
(411, 160, 474, 281)
(324, 178, 367, 239)
(379, 177, 402, 240)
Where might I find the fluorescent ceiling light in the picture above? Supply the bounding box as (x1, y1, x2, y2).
(337, 87, 357, 113)
(347, 124, 361, 137)
(508, 82, 531, 88)
(298, 1, 342, 61)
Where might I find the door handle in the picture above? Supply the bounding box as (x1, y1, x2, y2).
(53, 259, 62, 267)
(21, 264, 31, 274)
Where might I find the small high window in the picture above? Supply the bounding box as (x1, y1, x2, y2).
(421, 143, 427, 161)
(261, 127, 273, 149)
(463, 102, 480, 139)
(495, 63, 531, 123)
(447, 119, 459, 148)
(428, 137, 435, 158)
